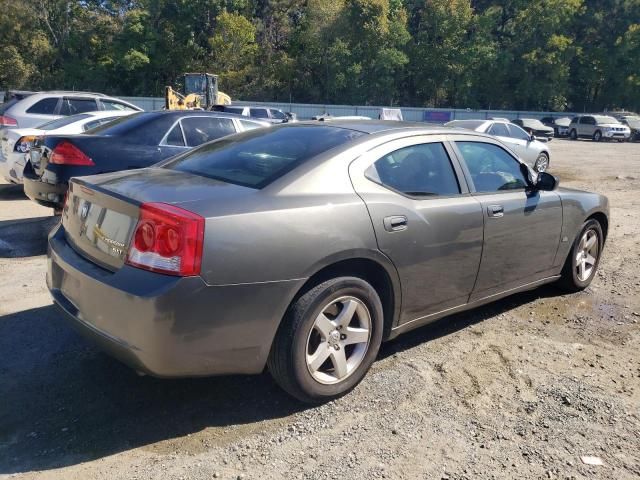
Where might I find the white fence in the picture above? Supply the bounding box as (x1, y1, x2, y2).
(119, 96, 576, 122)
(1, 91, 575, 122)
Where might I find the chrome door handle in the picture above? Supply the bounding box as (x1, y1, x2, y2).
(487, 205, 504, 218)
(383, 215, 408, 232)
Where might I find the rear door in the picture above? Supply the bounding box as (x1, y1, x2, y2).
(451, 138, 562, 300)
(579, 116, 595, 137)
(349, 135, 484, 324)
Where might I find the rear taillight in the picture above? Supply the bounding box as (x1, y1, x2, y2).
(126, 203, 205, 276)
(49, 141, 94, 166)
(0, 115, 17, 127)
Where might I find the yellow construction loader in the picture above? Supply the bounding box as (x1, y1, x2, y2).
(164, 73, 231, 110)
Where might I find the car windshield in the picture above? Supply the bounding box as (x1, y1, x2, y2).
(163, 125, 364, 189)
(37, 113, 93, 130)
(593, 116, 620, 124)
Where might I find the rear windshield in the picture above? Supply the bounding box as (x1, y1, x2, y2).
(86, 111, 147, 135)
(0, 98, 19, 114)
(163, 125, 364, 189)
(446, 120, 485, 130)
(38, 113, 92, 130)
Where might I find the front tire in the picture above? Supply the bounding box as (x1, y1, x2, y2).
(593, 130, 602, 142)
(557, 219, 604, 292)
(570, 129, 578, 140)
(534, 152, 550, 172)
(268, 277, 384, 403)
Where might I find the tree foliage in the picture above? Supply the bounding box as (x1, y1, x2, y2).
(0, 0, 638, 111)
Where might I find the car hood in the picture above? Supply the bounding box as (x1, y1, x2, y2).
(598, 123, 628, 128)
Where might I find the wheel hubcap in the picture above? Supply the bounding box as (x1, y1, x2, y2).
(536, 155, 549, 172)
(576, 229, 599, 282)
(305, 296, 371, 385)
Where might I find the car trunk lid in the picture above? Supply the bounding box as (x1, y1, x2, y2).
(63, 168, 256, 271)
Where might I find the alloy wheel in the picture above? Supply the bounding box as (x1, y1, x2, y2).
(305, 296, 371, 385)
(576, 229, 599, 282)
(535, 154, 549, 172)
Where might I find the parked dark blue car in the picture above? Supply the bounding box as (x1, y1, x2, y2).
(23, 110, 268, 210)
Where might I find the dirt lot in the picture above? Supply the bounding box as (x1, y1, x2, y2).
(0, 139, 639, 480)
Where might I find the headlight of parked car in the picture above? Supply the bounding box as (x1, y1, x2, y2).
(14, 136, 37, 153)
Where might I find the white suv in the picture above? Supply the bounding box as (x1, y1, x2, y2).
(0, 92, 142, 128)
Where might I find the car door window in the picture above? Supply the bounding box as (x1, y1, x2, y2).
(100, 100, 137, 111)
(181, 117, 236, 146)
(488, 123, 510, 137)
(60, 98, 98, 116)
(367, 142, 460, 196)
(249, 108, 269, 119)
(26, 98, 59, 115)
(163, 123, 186, 146)
(456, 142, 528, 193)
(506, 124, 531, 141)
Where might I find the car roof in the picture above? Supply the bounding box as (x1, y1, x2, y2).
(284, 119, 496, 138)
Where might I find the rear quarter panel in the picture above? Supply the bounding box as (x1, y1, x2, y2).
(554, 187, 609, 268)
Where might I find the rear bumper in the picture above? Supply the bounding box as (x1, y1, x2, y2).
(47, 224, 301, 377)
(23, 173, 65, 208)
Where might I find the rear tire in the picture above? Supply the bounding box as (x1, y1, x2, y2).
(570, 129, 578, 140)
(557, 219, 603, 292)
(533, 152, 550, 172)
(268, 277, 383, 403)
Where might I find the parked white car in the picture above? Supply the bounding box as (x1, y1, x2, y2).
(0, 110, 136, 184)
(0, 91, 141, 129)
(445, 119, 551, 172)
(568, 115, 631, 142)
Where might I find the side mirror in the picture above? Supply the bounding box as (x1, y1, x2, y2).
(535, 172, 558, 191)
(529, 134, 536, 142)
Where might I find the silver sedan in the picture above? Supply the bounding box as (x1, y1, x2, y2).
(445, 119, 551, 172)
(47, 121, 607, 403)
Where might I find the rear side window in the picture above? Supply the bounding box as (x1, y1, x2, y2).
(164, 123, 185, 146)
(164, 126, 364, 189)
(60, 98, 98, 116)
(367, 143, 460, 197)
(26, 98, 59, 114)
(181, 117, 236, 146)
(488, 123, 509, 137)
(456, 142, 528, 193)
(249, 108, 269, 118)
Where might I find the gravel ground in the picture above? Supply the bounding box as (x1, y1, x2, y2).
(0, 139, 639, 479)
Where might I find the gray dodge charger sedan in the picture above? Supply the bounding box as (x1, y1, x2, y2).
(48, 121, 609, 403)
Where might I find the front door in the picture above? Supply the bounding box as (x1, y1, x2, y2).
(451, 139, 563, 300)
(349, 136, 484, 324)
